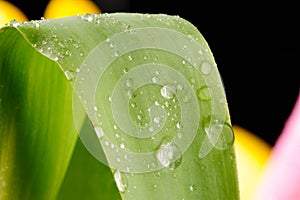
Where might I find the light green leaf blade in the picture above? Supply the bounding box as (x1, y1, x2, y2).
(1, 13, 240, 200)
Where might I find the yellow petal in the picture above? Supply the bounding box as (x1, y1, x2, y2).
(0, 0, 28, 27)
(44, 0, 101, 19)
(233, 125, 272, 200)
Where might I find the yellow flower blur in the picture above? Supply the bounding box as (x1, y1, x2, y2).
(233, 125, 272, 200)
(0, 0, 28, 27)
(44, 0, 101, 19)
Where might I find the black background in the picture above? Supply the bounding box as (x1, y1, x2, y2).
(8, 0, 300, 146)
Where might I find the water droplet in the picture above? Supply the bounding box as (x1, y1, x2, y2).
(196, 86, 211, 101)
(201, 61, 212, 75)
(160, 85, 176, 99)
(189, 184, 196, 191)
(153, 116, 160, 124)
(205, 119, 224, 145)
(156, 142, 182, 170)
(123, 67, 129, 73)
(120, 143, 125, 149)
(34, 22, 40, 28)
(93, 106, 98, 111)
(126, 78, 133, 87)
(94, 126, 104, 139)
(214, 122, 235, 150)
(124, 24, 131, 30)
(151, 76, 159, 83)
(114, 51, 120, 57)
(81, 13, 93, 22)
(64, 69, 75, 81)
(176, 122, 181, 129)
(10, 19, 19, 27)
(128, 55, 133, 61)
(198, 49, 203, 55)
(65, 50, 72, 56)
(137, 114, 143, 120)
(114, 170, 127, 193)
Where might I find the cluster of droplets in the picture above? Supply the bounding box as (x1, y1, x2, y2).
(81, 13, 102, 25)
(67, 14, 236, 185)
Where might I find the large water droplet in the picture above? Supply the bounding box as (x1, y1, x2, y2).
(200, 61, 212, 75)
(199, 120, 234, 159)
(214, 122, 235, 150)
(205, 119, 224, 145)
(114, 170, 127, 193)
(156, 142, 182, 170)
(196, 86, 211, 101)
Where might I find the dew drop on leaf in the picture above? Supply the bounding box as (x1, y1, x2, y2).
(196, 86, 211, 101)
(126, 78, 133, 87)
(200, 61, 212, 75)
(120, 143, 125, 149)
(81, 13, 93, 22)
(114, 170, 127, 193)
(94, 126, 104, 139)
(160, 85, 176, 99)
(198, 49, 203, 55)
(214, 123, 235, 150)
(128, 55, 133, 61)
(205, 119, 224, 145)
(9, 19, 19, 27)
(189, 184, 196, 191)
(151, 76, 159, 83)
(64, 69, 75, 81)
(156, 142, 182, 170)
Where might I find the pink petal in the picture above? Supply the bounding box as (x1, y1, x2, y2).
(254, 91, 300, 200)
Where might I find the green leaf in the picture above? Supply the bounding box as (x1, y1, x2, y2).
(57, 117, 121, 200)
(0, 13, 239, 199)
(0, 27, 78, 199)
